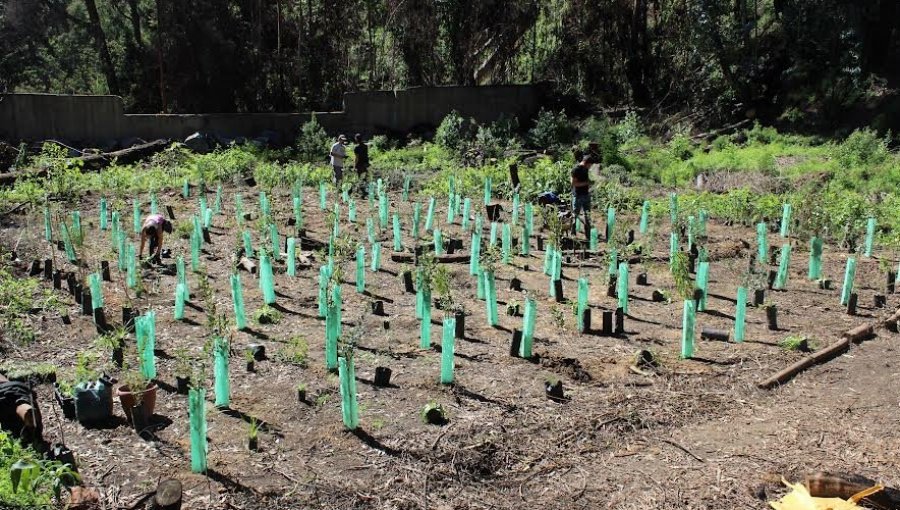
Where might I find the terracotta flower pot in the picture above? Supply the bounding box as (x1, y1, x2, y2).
(116, 383, 158, 424)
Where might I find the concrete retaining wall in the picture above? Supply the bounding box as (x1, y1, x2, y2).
(0, 84, 544, 145)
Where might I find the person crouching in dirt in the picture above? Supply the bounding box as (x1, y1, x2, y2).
(0, 375, 43, 445)
(139, 213, 172, 264)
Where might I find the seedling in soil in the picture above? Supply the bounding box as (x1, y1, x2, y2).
(253, 305, 282, 325)
(779, 335, 812, 352)
(247, 418, 260, 451)
(296, 383, 307, 403)
(422, 401, 448, 425)
(276, 336, 309, 367)
(244, 349, 256, 372)
(550, 305, 566, 330)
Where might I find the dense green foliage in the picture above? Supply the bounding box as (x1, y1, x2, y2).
(0, 431, 78, 508)
(1, 1, 897, 128)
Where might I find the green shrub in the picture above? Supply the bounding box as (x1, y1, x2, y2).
(0, 430, 78, 506)
(528, 108, 574, 150)
(435, 111, 474, 152)
(296, 115, 331, 164)
(614, 110, 643, 145)
(834, 128, 890, 168)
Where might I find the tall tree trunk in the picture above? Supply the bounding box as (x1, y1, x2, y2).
(127, 0, 143, 50)
(83, 0, 120, 95)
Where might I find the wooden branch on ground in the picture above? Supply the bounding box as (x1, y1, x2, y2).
(691, 119, 751, 141)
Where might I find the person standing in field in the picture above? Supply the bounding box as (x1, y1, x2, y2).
(353, 133, 370, 194)
(330, 134, 348, 185)
(571, 155, 592, 239)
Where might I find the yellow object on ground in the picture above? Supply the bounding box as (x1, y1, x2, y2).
(769, 479, 883, 510)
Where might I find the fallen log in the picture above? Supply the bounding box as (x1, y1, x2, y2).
(757, 337, 850, 390)
(0, 139, 169, 185)
(806, 472, 900, 510)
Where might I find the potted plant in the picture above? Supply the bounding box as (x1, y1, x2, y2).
(506, 299, 521, 316)
(54, 379, 76, 420)
(95, 328, 126, 368)
(244, 349, 255, 373)
(296, 383, 307, 404)
(116, 368, 158, 432)
(72, 352, 113, 425)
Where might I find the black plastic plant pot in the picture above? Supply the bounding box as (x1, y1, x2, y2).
(131, 403, 150, 439)
(754, 289, 765, 306)
(874, 294, 887, 308)
(61, 313, 71, 325)
(687, 254, 696, 274)
(81, 291, 93, 316)
(454, 311, 465, 339)
(112, 347, 124, 369)
(202, 228, 211, 243)
(67, 273, 77, 295)
(246, 361, 255, 373)
(701, 328, 730, 342)
(29, 259, 42, 277)
(248, 436, 259, 452)
(626, 230, 635, 245)
(636, 273, 648, 286)
(651, 290, 666, 302)
(57, 240, 65, 251)
(846, 293, 858, 316)
(506, 304, 520, 317)
(101, 261, 111, 281)
(601, 311, 614, 336)
(247, 344, 266, 361)
(818, 279, 832, 290)
(536, 236, 544, 251)
(767, 270, 777, 290)
(382, 320, 390, 330)
(402, 271, 415, 293)
(175, 376, 190, 395)
(766, 305, 778, 331)
(606, 281, 617, 298)
(374, 367, 392, 387)
(371, 300, 385, 316)
(553, 279, 564, 303)
(55, 386, 76, 421)
(166, 205, 176, 220)
(122, 307, 136, 332)
(580, 309, 591, 334)
(73, 283, 83, 304)
(93, 307, 107, 333)
(509, 329, 522, 357)
(545, 380, 565, 401)
(509, 278, 522, 291)
(614, 308, 625, 334)
(53, 270, 62, 289)
(297, 388, 307, 403)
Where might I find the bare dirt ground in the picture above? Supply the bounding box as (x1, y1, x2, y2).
(1, 183, 898, 509)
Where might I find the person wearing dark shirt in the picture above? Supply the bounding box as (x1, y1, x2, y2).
(354, 134, 369, 177)
(571, 156, 592, 238)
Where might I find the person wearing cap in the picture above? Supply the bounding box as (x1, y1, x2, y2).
(139, 213, 173, 264)
(330, 135, 348, 185)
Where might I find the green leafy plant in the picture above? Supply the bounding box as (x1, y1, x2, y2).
(276, 336, 309, 367)
(4, 430, 79, 504)
(253, 304, 282, 325)
(670, 252, 694, 300)
(295, 115, 331, 164)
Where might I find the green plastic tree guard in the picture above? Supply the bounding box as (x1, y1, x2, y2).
(446, 194, 456, 224)
(607, 207, 616, 240)
(780, 203, 792, 238)
(488, 222, 498, 247)
(286, 238, 297, 277)
(332, 214, 340, 239)
(203, 208, 213, 230)
(483, 177, 492, 205)
(669, 193, 678, 224)
(617, 262, 629, 315)
(840, 257, 857, 306)
(182, 179, 190, 199)
(230, 274, 247, 330)
(520, 298, 537, 358)
(379, 193, 388, 228)
(696, 261, 710, 311)
(136, 312, 157, 379)
(410, 202, 421, 240)
(590, 228, 599, 251)
(293, 196, 303, 230)
(199, 196, 208, 225)
(241, 230, 253, 258)
(462, 198, 472, 231)
(681, 300, 696, 359)
(213, 337, 230, 408)
(475, 213, 483, 235)
(60, 224, 77, 262)
(174, 283, 186, 320)
(318, 266, 329, 317)
(325, 300, 340, 371)
(150, 193, 159, 215)
(475, 267, 485, 300)
(366, 218, 375, 244)
(639, 200, 650, 234)
(501, 224, 511, 263)
(338, 356, 360, 429)
(341, 188, 350, 203)
(774, 244, 791, 290)
(133, 200, 141, 233)
(757, 222, 768, 263)
(356, 245, 366, 293)
(608, 248, 618, 276)
(543, 245, 554, 275)
(512, 194, 520, 226)
(371, 242, 382, 272)
(425, 197, 436, 232)
(485, 271, 499, 326)
(434, 229, 444, 255)
(192, 216, 203, 247)
(698, 210, 709, 238)
(190, 231, 200, 272)
(89, 273, 103, 310)
(319, 183, 327, 210)
(808, 237, 823, 280)
(348, 199, 357, 223)
(392, 214, 403, 252)
(734, 286, 747, 342)
(420, 288, 432, 349)
(269, 224, 280, 261)
(669, 232, 678, 268)
(127, 243, 138, 288)
(402, 176, 411, 200)
(577, 278, 589, 333)
(176, 256, 187, 292)
(71, 211, 82, 241)
(864, 217, 876, 257)
(441, 317, 456, 383)
(188, 387, 207, 473)
(687, 215, 695, 251)
(469, 233, 482, 275)
(525, 203, 534, 234)
(99, 199, 107, 231)
(521, 224, 531, 255)
(259, 254, 276, 305)
(235, 194, 245, 225)
(116, 231, 126, 270)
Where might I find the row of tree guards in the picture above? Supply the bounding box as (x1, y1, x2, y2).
(36, 175, 898, 472)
